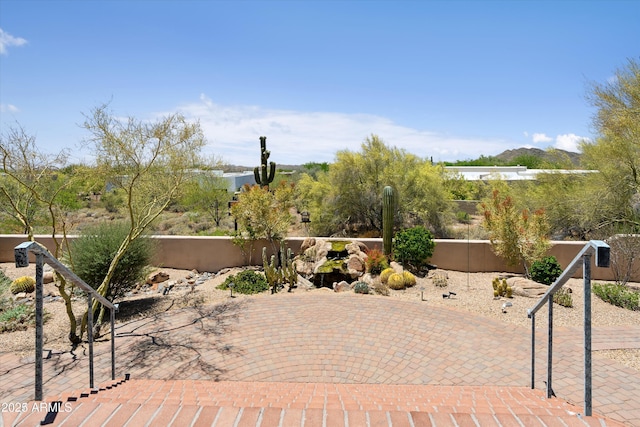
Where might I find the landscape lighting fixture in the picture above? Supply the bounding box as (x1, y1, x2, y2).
(229, 282, 235, 298)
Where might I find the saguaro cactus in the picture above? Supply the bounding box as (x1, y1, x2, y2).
(254, 136, 276, 188)
(383, 185, 394, 256)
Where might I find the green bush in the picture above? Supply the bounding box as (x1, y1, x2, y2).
(530, 256, 563, 285)
(393, 226, 435, 272)
(593, 283, 639, 311)
(69, 221, 155, 301)
(456, 211, 471, 224)
(0, 298, 45, 333)
(217, 270, 269, 295)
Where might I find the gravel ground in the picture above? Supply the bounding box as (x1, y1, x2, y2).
(1, 262, 639, 372)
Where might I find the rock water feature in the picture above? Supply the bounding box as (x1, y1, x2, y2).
(293, 238, 368, 288)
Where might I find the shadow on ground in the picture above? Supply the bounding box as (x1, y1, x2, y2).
(116, 298, 247, 380)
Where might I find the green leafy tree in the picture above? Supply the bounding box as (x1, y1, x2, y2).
(180, 172, 230, 227)
(81, 103, 206, 336)
(580, 58, 640, 235)
(481, 185, 550, 278)
(297, 134, 454, 237)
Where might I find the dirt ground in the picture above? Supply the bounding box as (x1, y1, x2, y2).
(1, 262, 639, 372)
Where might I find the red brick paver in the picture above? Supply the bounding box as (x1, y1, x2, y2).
(1, 293, 639, 425)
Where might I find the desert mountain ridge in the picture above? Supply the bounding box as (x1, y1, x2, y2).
(222, 147, 582, 172)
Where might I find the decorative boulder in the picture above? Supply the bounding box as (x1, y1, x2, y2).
(146, 271, 170, 285)
(333, 281, 352, 292)
(293, 238, 369, 288)
(507, 277, 549, 298)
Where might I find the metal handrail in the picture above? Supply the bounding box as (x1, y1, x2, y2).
(527, 240, 610, 417)
(14, 241, 119, 401)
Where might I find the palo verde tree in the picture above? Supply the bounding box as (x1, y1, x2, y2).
(81, 104, 206, 336)
(0, 123, 91, 344)
(231, 181, 296, 261)
(180, 164, 230, 228)
(297, 134, 454, 237)
(580, 58, 640, 236)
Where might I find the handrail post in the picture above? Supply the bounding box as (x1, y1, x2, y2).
(111, 305, 117, 380)
(531, 313, 535, 389)
(584, 253, 593, 416)
(88, 293, 94, 389)
(34, 253, 44, 401)
(14, 241, 119, 399)
(547, 293, 553, 398)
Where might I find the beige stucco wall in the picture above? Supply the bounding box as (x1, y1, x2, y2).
(0, 235, 635, 282)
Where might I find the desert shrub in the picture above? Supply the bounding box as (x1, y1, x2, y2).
(100, 189, 125, 213)
(217, 270, 269, 295)
(380, 268, 395, 284)
(607, 234, 640, 285)
(365, 248, 389, 275)
(481, 187, 550, 278)
(387, 273, 406, 290)
(456, 211, 471, 224)
(432, 272, 448, 287)
(353, 281, 370, 294)
(593, 283, 639, 311)
(69, 221, 156, 302)
(402, 271, 417, 288)
(393, 226, 435, 272)
(0, 299, 46, 333)
(530, 256, 563, 285)
(553, 287, 573, 308)
(10, 276, 35, 294)
(0, 270, 11, 291)
(372, 279, 390, 296)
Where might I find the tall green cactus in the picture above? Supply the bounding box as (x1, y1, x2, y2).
(254, 136, 276, 188)
(383, 186, 394, 256)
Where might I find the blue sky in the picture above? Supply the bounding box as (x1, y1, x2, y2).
(1, 0, 639, 167)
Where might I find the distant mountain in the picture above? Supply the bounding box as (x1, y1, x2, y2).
(495, 147, 582, 167)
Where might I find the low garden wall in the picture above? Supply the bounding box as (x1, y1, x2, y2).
(0, 235, 636, 282)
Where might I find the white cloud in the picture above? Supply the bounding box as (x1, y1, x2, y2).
(0, 29, 27, 55)
(172, 95, 513, 165)
(0, 104, 20, 113)
(532, 133, 553, 143)
(554, 133, 586, 152)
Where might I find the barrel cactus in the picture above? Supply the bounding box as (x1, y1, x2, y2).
(353, 281, 370, 294)
(10, 276, 36, 295)
(387, 273, 405, 290)
(402, 271, 417, 288)
(380, 267, 396, 284)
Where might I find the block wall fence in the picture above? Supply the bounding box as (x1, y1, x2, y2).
(0, 235, 637, 282)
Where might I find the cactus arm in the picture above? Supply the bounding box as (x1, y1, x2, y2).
(268, 161, 276, 183)
(254, 167, 263, 186)
(254, 136, 276, 188)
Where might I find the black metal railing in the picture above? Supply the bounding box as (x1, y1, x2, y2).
(527, 240, 610, 417)
(14, 241, 119, 401)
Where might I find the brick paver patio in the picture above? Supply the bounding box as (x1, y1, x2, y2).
(1, 293, 639, 425)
